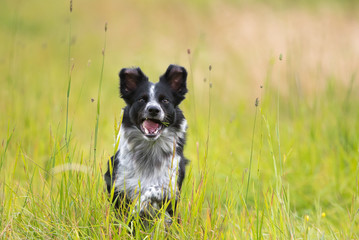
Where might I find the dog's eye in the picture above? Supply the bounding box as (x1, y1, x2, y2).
(161, 99, 169, 104)
(138, 97, 146, 103)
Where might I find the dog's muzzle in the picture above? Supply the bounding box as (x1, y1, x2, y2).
(140, 105, 165, 139)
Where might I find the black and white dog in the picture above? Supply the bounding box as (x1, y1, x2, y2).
(104, 64, 189, 222)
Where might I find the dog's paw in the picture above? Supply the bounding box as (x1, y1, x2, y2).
(138, 200, 160, 217)
(136, 185, 165, 216)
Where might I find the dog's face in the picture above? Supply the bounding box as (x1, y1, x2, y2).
(119, 65, 187, 140)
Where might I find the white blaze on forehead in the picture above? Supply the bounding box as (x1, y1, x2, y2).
(149, 84, 156, 101)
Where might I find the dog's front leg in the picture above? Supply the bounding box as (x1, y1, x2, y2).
(136, 185, 172, 217)
(137, 185, 176, 226)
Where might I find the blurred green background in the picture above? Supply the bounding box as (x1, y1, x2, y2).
(1, 0, 359, 238)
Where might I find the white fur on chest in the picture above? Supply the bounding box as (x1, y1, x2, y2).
(114, 123, 185, 200)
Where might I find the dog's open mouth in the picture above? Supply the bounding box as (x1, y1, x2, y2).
(140, 119, 164, 138)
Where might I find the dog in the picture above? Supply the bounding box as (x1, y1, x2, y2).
(104, 64, 189, 224)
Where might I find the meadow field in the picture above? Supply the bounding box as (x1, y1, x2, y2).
(1, 0, 359, 238)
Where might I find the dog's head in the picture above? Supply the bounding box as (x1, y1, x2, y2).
(119, 64, 187, 140)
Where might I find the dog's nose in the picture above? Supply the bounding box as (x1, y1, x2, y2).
(148, 106, 160, 116)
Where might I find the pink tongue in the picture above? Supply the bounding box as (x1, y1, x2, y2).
(143, 120, 159, 134)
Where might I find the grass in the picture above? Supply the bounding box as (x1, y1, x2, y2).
(1, 0, 359, 239)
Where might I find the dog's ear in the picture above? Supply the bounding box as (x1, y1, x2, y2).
(119, 67, 148, 99)
(160, 65, 188, 103)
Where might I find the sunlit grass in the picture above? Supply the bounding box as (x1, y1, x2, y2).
(1, 0, 359, 239)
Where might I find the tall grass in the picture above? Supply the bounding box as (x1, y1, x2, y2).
(245, 97, 259, 202)
(1, 0, 359, 239)
(93, 22, 108, 163)
(65, 0, 74, 156)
